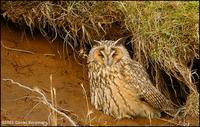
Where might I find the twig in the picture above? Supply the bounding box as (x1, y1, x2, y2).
(3, 78, 34, 91)
(1, 41, 35, 54)
(23, 102, 41, 119)
(3, 96, 38, 102)
(36, 88, 77, 126)
(2, 78, 77, 126)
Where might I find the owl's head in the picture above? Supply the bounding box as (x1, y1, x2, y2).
(87, 37, 131, 66)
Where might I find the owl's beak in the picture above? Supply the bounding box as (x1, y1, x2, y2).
(104, 59, 112, 66)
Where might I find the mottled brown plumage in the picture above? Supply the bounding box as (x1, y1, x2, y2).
(87, 37, 178, 119)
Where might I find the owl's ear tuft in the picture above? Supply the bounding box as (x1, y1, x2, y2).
(94, 40, 102, 45)
(89, 40, 102, 47)
(93, 40, 101, 45)
(84, 40, 102, 55)
(114, 35, 132, 46)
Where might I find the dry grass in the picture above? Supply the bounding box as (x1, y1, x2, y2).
(119, 1, 199, 118)
(1, 1, 199, 125)
(49, 74, 58, 126)
(80, 83, 95, 126)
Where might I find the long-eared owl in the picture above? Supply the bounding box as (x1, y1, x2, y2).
(87, 37, 178, 119)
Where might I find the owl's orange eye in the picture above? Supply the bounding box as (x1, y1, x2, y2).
(98, 49, 105, 57)
(112, 52, 117, 57)
(111, 49, 117, 57)
(98, 53, 104, 57)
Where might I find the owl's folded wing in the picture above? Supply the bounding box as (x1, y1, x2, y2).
(122, 60, 179, 116)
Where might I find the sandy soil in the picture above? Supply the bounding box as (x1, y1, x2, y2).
(1, 21, 198, 126)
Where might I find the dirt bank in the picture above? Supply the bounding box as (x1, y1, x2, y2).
(1, 21, 198, 126)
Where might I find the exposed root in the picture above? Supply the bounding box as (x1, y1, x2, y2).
(1, 41, 35, 54)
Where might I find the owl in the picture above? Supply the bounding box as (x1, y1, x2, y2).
(87, 37, 179, 119)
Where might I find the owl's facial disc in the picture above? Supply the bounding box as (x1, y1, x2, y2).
(94, 46, 123, 66)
